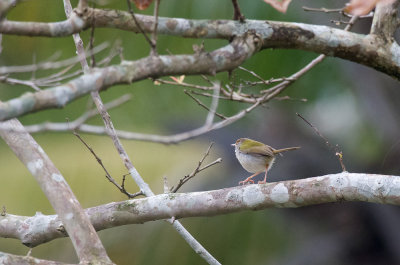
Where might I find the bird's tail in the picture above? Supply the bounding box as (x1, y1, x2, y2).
(273, 146, 301, 154)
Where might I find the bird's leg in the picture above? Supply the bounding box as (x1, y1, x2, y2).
(239, 171, 262, 185)
(258, 165, 269, 184)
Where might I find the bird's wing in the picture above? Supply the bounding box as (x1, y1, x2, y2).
(245, 145, 275, 157)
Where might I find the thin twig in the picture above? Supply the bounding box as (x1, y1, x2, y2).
(245, 77, 295, 88)
(205, 83, 222, 126)
(231, 0, 245, 22)
(0, 43, 108, 74)
(170, 142, 222, 193)
(73, 131, 143, 198)
(126, 0, 155, 50)
(239, 66, 270, 85)
(22, 94, 132, 133)
(302, 6, 372, 18)
(302, 6, 343, 13)
(274, 96, 307, 102)
(296, 113, 346, 172)
(63, 1, 220, 263)
(163, 176, 170, 193)
(154, 78, 213, 91)
(89, 4, 96, 67)
(184, 90, 226, 120)
(151, 0, 161, 56)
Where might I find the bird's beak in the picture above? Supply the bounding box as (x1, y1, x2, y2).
(231, 143, 235, 146)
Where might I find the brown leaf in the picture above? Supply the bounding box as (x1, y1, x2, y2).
(344, 0, 395, 16)
(263, 0, 292, 13)
(132, 0, 154, 10)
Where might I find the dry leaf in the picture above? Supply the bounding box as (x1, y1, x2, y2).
(170, 75, 185, 84)
(344, 0, 395, 16)
(132, 0, 154, 10)
(263, 0, 292, 13)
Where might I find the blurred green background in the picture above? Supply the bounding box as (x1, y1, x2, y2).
(1, 0, 400, 264)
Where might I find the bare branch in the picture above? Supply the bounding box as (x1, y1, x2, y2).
(126, 0, 155, 51)
(155, 78, 214, 90)
(0, 251, 73, 265)
(2, 172, 400, 248)
(184, 90, 226, 120)
(171, 142, 221, 193)
(1, 8, 399, 78)
(205, 84, 222, 126)
(371, 0, 399, 38)
(15, 94, 131, 133)
(302, 6, 343, 13)
(0, 1, 19, 21)
(0, 119, 111, 263)
(0, 42, 108, 75)
(73, 131, 143, 198)
(151, 0, 161, 55)
(0, 33, 262, 122)
(231, 0, 245, 22)
(296, 113, 347, 172)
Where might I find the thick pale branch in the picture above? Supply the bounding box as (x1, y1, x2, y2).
(0, 251, 73, 265)
(2, 172, 399, 247)
(371, 0, 399, 38)
(0, 0, 20, 20)
(64, 4, 220, 262)
(0, 120, 112, 263)
(1, 8, 400, 79)
(91, 9, 400, 79)
(0, 12, 85, 36)
(0, 33, 261, 121)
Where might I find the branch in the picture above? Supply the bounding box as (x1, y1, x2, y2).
(2, 8, 400, 79)
(0, 32, 262, 121)
(0, 251, 73, 265)
(89, 8, 400, 79)
(0, 42, 108, 74)
(73, 131, 143, 198)
(170, 142, 222, 193)
(370, 0, 399, 39)
(0, 0, 20, 20)
(7, 50, 322, 144)
(2, 172, 399, 247)
(0, 119, 112, 263)
(63, 3, 221, 261)
(0, 11, 85, 36)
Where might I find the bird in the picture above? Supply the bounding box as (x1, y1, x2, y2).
(232, 138, 300, 185)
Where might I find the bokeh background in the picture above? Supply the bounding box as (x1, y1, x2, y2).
(1, 0, 400, 264)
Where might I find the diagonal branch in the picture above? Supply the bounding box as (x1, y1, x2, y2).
(62, 1, 221, 264)
(0, 32, 262, 122)
(0, 119, 112, 263)
(370, 0, 399, 39)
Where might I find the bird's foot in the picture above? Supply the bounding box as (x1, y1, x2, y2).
(239, 179, 254, 185)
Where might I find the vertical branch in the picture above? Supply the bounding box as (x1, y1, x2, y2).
(56, 0, 113, 263)
(151, 0, 161, 56)
(370, 0, 399, 39)
(63, 1, 220, 264)
(205, 82, 221, 127)
(231, 0, 245, 22)
(77, 0, 88, 11)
